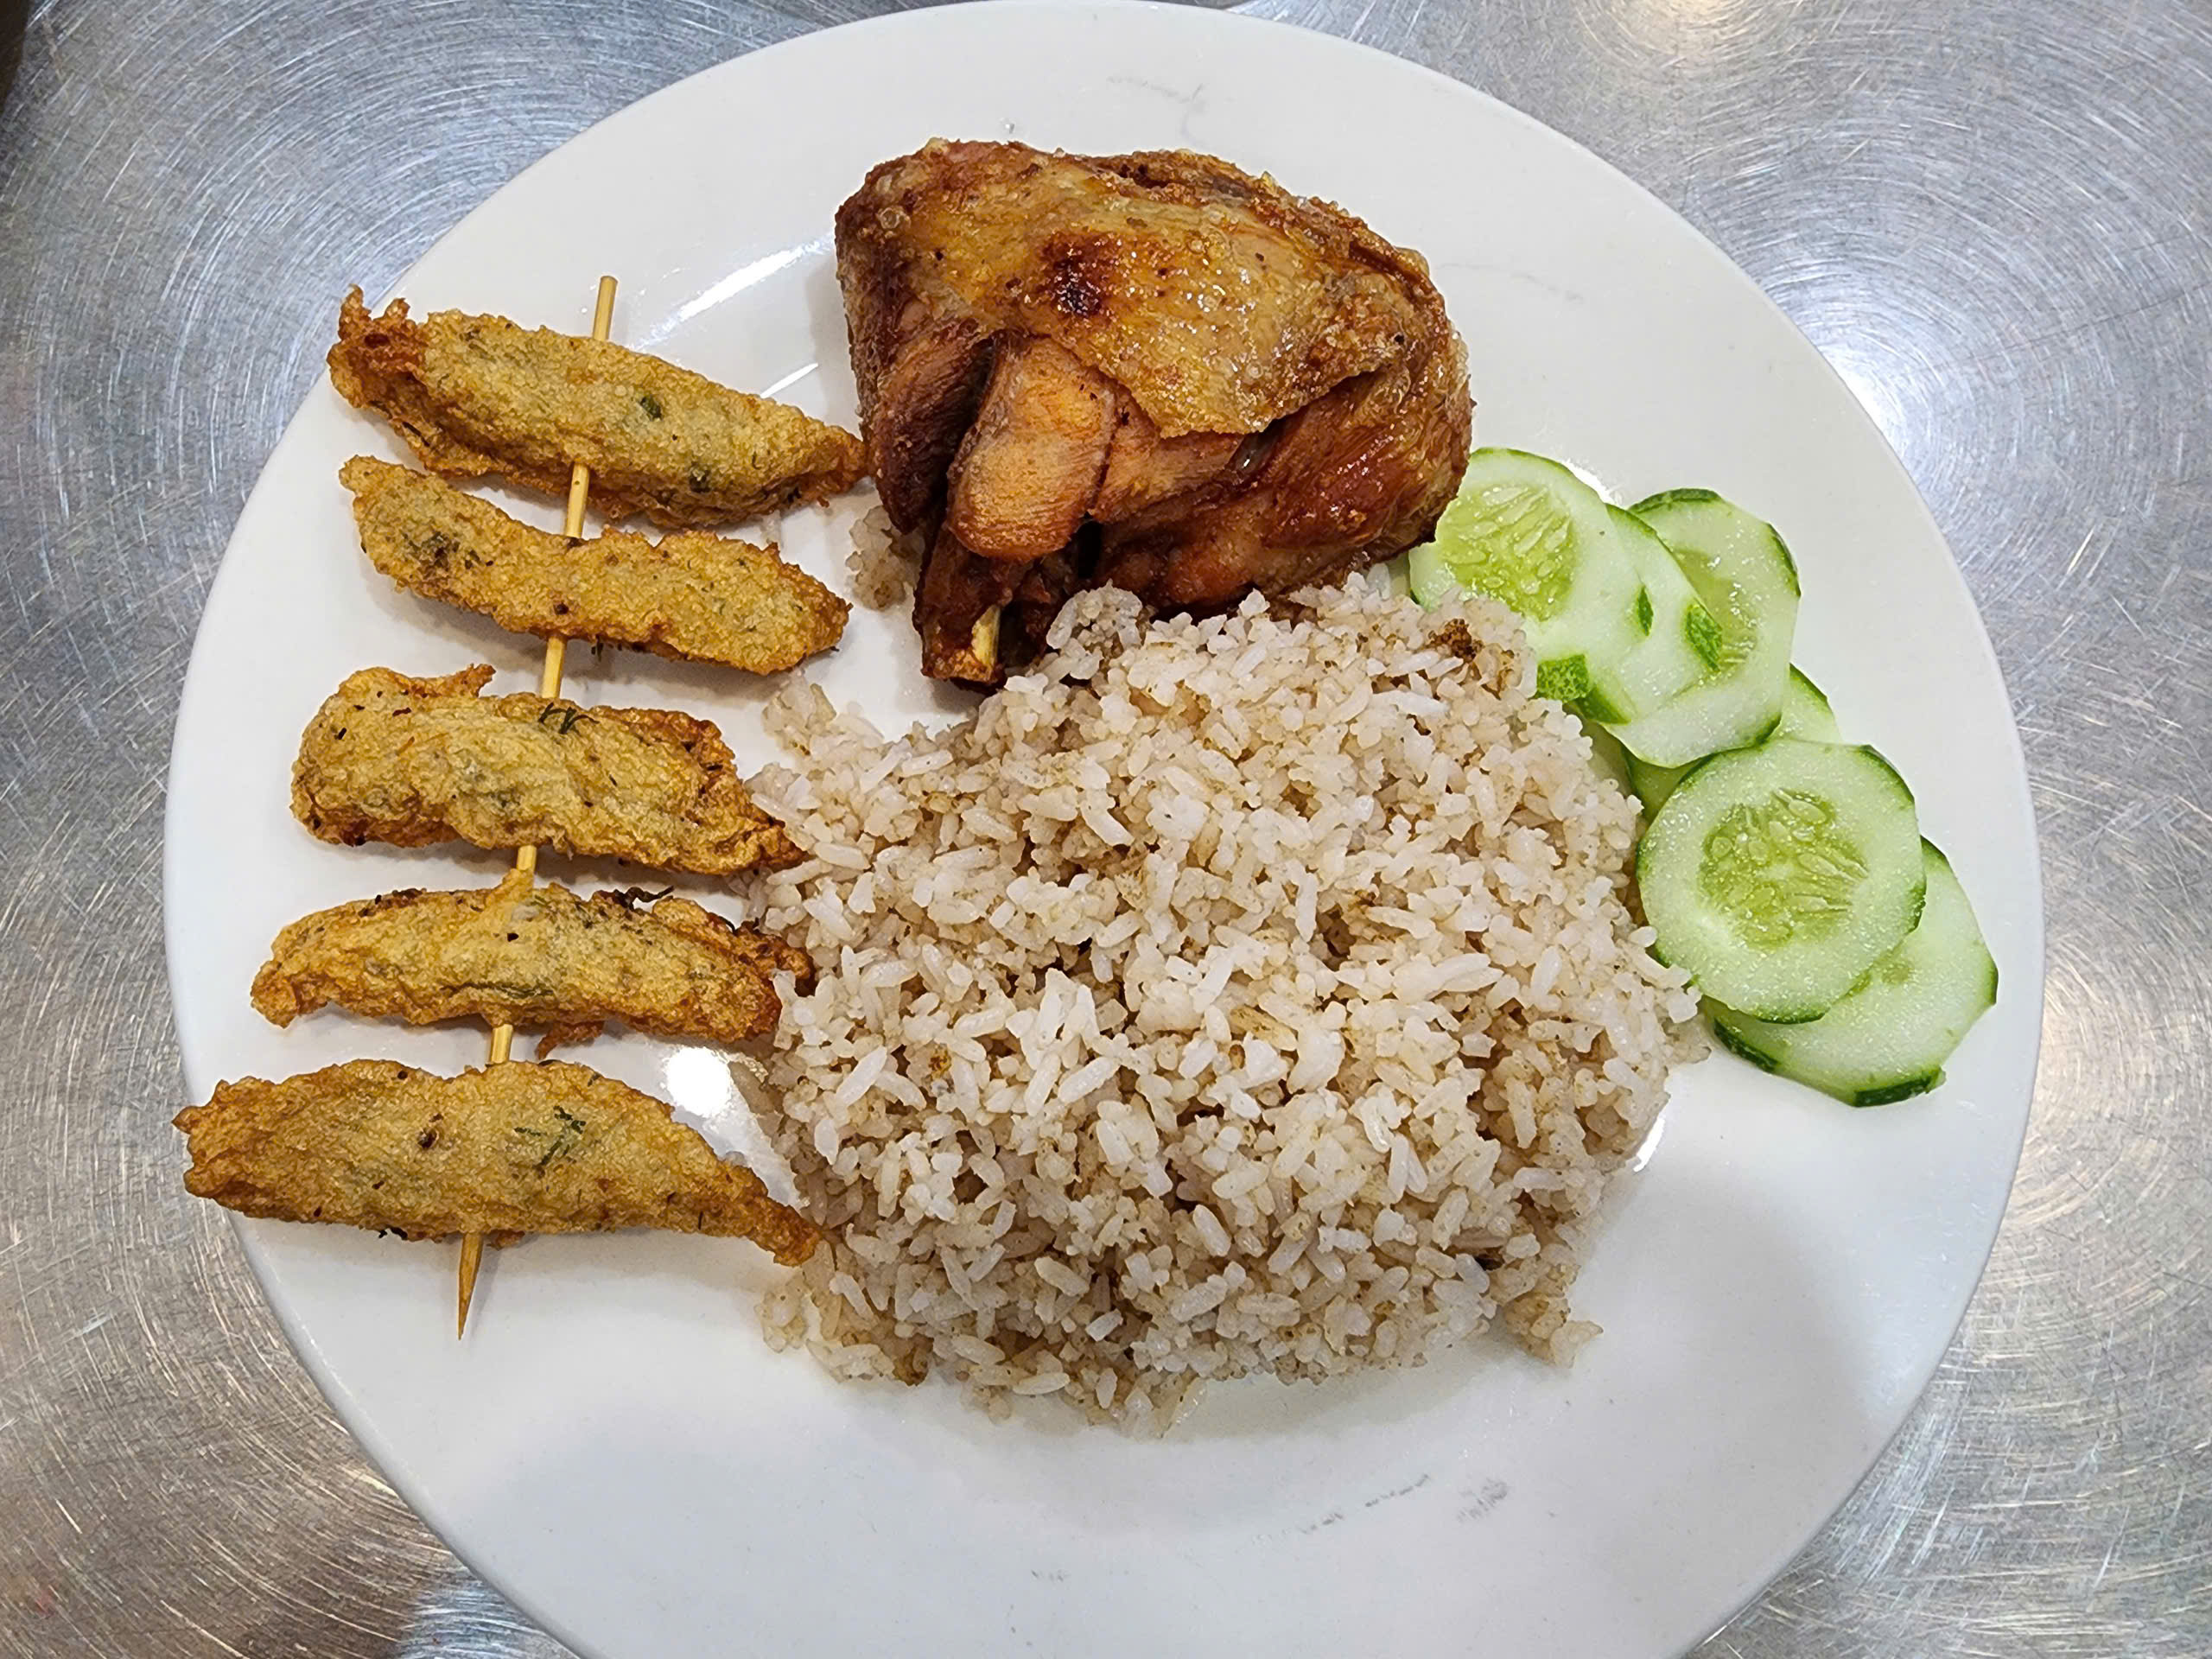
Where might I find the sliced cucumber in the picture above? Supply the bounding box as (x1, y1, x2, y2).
(1606, 505, 1724, 716)
(1711, 842, 1995, 1105)
(1603, 490, 1800, 767)
(1624, 750, 1686, 815)
(1583, 718, 1637, 799)
(1776, 667, 1839, 741)
(1637, 737, 1925, 1020)
(1627, 667, 1839, 812)
(1408, 450, 1648, 716)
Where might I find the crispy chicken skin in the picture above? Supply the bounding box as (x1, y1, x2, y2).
(839, 142, 1428, 442)
(342, 457, 848, 674)
(251, 870, 813, 1055)
(328, 289, 865, 528)
(836, 142, 1471, 682)
(862, 315, 993, 531)
(1092, 318, 1469, 608)
(175, 1058, 817, 1261)
(291, 664, 801, 874)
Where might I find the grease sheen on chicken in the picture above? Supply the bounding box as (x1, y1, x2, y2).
(836, 141, 1472, 680)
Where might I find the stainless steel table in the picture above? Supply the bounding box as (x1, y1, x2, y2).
(3, 1, 2205, 1653)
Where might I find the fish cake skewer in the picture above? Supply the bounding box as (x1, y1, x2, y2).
(328, 288, 866, 528)
(251, 870, 815, 1055)
(341, 457, 849, 674)
(175, 1058, 817, 1263)
(290, 664, 802, 875)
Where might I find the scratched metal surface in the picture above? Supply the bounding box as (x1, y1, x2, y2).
(0, 0, 2205, 1652)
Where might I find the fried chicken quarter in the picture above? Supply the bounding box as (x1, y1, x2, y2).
(836, 141, 1472, 680)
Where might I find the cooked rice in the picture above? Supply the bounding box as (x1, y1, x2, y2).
(845, 499, 921, 609)
(746, 580, 1698, 1427)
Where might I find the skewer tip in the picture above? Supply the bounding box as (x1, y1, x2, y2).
(456, 1231, 484, 1337)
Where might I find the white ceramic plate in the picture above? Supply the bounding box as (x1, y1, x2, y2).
(165, 5, 2043, 1655)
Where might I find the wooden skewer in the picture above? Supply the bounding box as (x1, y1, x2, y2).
(457, 272, 619, 1338)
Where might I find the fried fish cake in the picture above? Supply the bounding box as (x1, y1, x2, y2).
(328, 289, 865, 528)
(340, 458, 849, 673)
(175, 1058, 817, 1261)
(251, 870, 816, 1054)
(291, 664, 801, 874)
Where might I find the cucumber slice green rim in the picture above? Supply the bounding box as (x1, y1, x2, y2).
(1777, 667, 1839, 741)
(1626, 751, 1688, 816)
(1605, 505, 1723, 716)
(1709, 842, 1997, 1106)
(1603, 491, 1801, 767)
(1629, 487, 1803, 598)
(1637, 737, 1925, 1021)
(1627, 666, 1835, 813)
(1581, 718, 1637, 798)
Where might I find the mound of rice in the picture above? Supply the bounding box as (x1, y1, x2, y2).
(747, 580, 1698, 1427)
